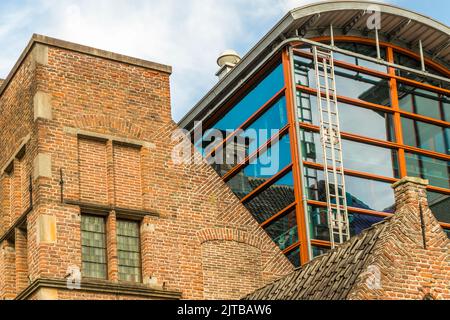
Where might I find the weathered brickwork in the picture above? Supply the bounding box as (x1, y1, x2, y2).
(78, 138, 109, 205)
(0, 35, 293, 300)
(113, 144, 143, 209)
(349, 178, 450, 300)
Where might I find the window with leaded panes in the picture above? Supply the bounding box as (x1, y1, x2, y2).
(117, 220, 141, 282)
(81, 215, 107, 279)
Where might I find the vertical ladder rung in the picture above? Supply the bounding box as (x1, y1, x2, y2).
(313, 45, 350, 249)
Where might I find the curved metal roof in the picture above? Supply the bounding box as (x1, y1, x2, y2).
(179, 0, 450, 130)
(289, 1, 449, 61)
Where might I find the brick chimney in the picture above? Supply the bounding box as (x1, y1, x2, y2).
(348, 177, 450, 300)
(392, 176, 429, 213)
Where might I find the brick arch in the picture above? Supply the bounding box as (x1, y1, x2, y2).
(72, 114, 145, 139)
(197, 228, 265, 251)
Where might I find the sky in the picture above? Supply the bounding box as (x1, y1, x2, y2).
(0, 0, 448, 122)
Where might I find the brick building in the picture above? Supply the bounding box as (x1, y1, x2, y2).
(0, 34, 293, 300)
(0, 1, 449, 301)
(246, 177, 450, 300)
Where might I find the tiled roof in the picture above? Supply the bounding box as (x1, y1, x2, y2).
(244, 219, 389, 300)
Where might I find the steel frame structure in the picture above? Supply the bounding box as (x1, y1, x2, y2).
(199, 35, 450, 265)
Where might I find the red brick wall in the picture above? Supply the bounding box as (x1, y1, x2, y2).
(0, 241, 16, 299)
(0, 45, 38, 300)
(349, 179, 450, 300)
(113, 144, 143, 209)
(0, 176, 12, 234)
(0, 37, 293, 300)
(15, 228, 29, 293)
(202, 241, 263, 299)
(78, 138, 109, 205)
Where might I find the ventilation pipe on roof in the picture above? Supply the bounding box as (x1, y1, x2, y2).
(216, 50, 241, 80)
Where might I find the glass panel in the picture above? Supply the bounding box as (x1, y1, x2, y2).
(428, 192, 450, 224)
(244, 171, 295, 224)
(343, 176, 395, 213)
(211, 64, 285, 134)
(297, 93, 395, 141)
(350, 213, 385, 236)
(342, 140, 399, 178)
(297, 92, 316, 124)
(334, 42, 387, 72)
(117, 220, 141, 283)
(406, 153, 450, 189)
(394, 52, 448, 88)
(285, 247, 300, 268)
(402, 118, 450, 155)
(300, 130, 322, 164)
(264, 209, 298, 251)
(81, 215, 107, 279)
(308, 206, 330, 241)
(294, 55, 315, 88)
(335, 66, 391, 106)
(300, 130, 399, 178)
(394, 52, 421, 80)
(338, 103, 395, 142)
(398, 84, 450, 122)
(227, 134, 292, 199)
(304, 168, 396, 213)
(444, 100, 450, 123)
(236, 96, 288, 157)
(82, 262, 107, 280)
(309, 205, 386, 242)
(312, 246, 330, 258)
(209, 96, 288, 175)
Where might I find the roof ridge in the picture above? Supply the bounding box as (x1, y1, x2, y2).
(243, 217, 390, 300)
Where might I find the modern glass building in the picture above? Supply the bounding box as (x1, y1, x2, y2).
(179, 1, 450, 267)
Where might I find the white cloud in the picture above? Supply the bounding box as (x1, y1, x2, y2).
(0, 0, 367, 121)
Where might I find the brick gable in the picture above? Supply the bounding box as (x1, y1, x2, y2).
(0, 35, 293, 300)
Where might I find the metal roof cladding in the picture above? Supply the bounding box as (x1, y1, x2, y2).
(178, 0, 450, 130)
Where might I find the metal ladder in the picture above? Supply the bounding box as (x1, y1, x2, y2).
(312, 46, 351, 248)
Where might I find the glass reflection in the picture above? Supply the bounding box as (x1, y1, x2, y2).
(300, 130, 322, 163)
(244, 171, 295, 224)
(334, 42, 387, 72)
(304, 168, 396, 213)
(308, 206, 329, 241)
(342, 140, 399, 178)
(398, 84, 450, 122)
(406, 153, 450, 189)
(312, 246, 330, 258)
(402, 117, 450, 155)
(237, 96, 288, 156)
(212, 64, 285, 133)
(300, 130, 399, 178)
(294, 56, 315, 88)
(444, 100, 450, 123)
(264, 209, 298, 251)
(208, 96, 288, 176)
(335, 67, 391, 106)
(298, 93, 395, 141)
(227, 134, 292, 199)
(286, 247, 301, 268)
(394, 52, 448, 88)
(308, 206, 386, 242)
(428, 192, 450, 224)
(339, 104, 395, 142)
